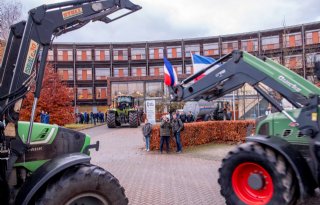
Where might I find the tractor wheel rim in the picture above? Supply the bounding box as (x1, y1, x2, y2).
(65, 192, 109, 205)
(231, 162, 273, 205)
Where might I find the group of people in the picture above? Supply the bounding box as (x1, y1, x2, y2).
(142, 112, 184, 153)
(40, 110, 50, 124)
(76, 111, 106, 125)
(175, 111, 195, 123)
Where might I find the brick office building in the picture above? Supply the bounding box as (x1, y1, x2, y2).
(46, 21, 320, 113)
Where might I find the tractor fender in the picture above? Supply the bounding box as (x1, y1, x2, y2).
(15, 153, 91, 205)
(247, 135, 317, 200)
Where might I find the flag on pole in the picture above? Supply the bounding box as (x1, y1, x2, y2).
(191, 54, 218, 81)
(164, 57, 178, 86)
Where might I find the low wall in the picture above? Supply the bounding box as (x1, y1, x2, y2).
(149, 120, 255, 150)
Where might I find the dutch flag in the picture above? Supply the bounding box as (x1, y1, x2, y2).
(164, 57, 178, 86)
(192, 54, 218, 81)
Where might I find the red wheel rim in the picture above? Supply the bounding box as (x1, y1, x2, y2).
(232, 162, 273, 205)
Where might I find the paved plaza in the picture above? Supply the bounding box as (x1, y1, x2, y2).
(82, 125, 320, 205)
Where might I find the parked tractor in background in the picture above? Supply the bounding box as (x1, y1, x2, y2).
(107, 95, 141, 128)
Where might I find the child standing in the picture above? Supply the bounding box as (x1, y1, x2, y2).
(142, 119, 152, 151)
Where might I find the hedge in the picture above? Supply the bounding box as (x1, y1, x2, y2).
(149, 120, 255, 150)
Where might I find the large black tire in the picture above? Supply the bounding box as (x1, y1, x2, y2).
(107, 112, 116, 128)
(218, 142, 297, 205)
(36, 164, 128, 205)
(128, 112, 138, 128)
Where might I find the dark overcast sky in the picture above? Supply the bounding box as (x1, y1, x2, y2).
(22, 0, 320, 43)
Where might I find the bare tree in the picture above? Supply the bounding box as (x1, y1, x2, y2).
(0, 0, 22, 41)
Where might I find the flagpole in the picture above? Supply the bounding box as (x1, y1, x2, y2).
(232, 91, 236, 120)
(189, 51, 193, 74)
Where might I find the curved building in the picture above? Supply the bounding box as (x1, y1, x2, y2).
(49, 21, 320, 115)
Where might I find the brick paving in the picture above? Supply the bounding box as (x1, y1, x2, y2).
(82, 125, 320, 205)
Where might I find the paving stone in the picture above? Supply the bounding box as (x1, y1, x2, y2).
(82, 125, 320, 205)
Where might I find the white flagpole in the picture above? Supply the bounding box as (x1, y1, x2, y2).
(232, 91, 236, 120)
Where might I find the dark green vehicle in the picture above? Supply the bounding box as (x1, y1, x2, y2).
(0, 0, 141, 204)
(107, 96, 140, 128)
(169, 50, 320, 204)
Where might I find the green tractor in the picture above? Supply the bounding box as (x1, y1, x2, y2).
(0, 0, 141, 204)
(169, 50, 320, 204)
(107, 96, 141, 128)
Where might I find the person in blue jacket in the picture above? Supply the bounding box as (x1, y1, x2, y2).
(44, 112, 50, 124)
(40, 110, 46, 123)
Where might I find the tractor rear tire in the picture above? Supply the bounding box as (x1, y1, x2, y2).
(129, 112, 138, 128)
(36, 164, 128, 205)
(218, 142, 297, 205)
(107, 112, 116, 128)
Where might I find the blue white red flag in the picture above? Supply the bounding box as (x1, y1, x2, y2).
(192, 54, 218, 81)
(164, 57, 178, 86)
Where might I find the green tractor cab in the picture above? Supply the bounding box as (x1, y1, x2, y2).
(107, 95, 141, 128)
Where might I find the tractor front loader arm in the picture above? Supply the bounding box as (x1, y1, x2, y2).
(0, 0, 141, 145)
(170, 50, 320, 129)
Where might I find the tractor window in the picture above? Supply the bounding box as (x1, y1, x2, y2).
(117, 96, 132, 103)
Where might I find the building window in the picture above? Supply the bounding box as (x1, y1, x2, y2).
(111, 83, 128, 97)
(113, 48, 128, 61)
(283, 33, 302, 47)
(270, 56, 281, 64)
(284, 55, 302, 69)
(57, 49, 73, 61)
(185, 44, 200, 57)
(131, 48, 146, 60)
(222, 41, 238, 54)
(47, 50, 54, 61)
(113, 67, 128, 77)
(306, 53, 320, 67)
(146, 82, 163, 98)
(95, 68, 110, 80)
(57, 68, 73, 80)
(203, 43, 219, 56)
(173, 65, 183, 75)
(96, 87, 107, 99)
(111, 82, 144, 98)
(67, 88, 74, 98)
(95, 49, 110, 61)
(76, 49, 92, 61)
(77, 87, 93, 99)
(149, 66, 163, 76)
(185, 65, 193, 74)
(131, 67, 146, 77)
(241, 39, 258, 52)
(167, 46, 182, 58)
(262, 36, 280, 50)
(149, 47, 164, 59)
(77, 68, 92, 80)
(306, 30, 320, 45)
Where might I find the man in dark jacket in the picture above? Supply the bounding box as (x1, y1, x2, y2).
(160, 115, 171, 153)
(171, 114, 183, 153)
(44, 112, 50, 124)
(179, 111, 186, 123)
(186, 111, 195, 123)
(142, 119, 152, 151)
(40, 110, 45, 123)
